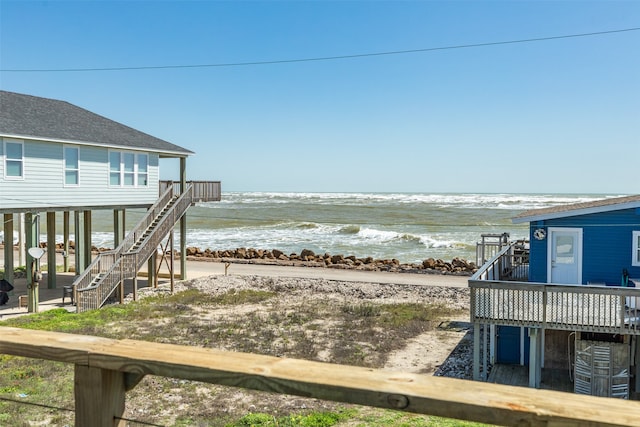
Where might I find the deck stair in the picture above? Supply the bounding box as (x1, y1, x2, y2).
(73, 184, 194, 312)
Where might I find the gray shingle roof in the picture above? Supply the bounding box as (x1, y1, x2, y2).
(0, 90, 193, 156)
(513, 194, 640, 223)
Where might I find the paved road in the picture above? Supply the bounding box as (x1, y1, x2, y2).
(185, 260, 469, 288)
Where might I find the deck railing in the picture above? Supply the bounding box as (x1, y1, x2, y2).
(472, 240, 529, 282)
(1, 327, 638, 427)
(470, 280, 640, 334)
(73, 186, 176, 295)
(160, 180, 221, 202)
(470, 243, 640, 335)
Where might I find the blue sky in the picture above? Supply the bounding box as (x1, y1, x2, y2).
(1, 1, 638, 194)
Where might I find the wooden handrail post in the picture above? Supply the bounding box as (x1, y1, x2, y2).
(74, 365, 126, 427)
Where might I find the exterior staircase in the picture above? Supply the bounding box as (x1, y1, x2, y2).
(73, 184, 194, 312)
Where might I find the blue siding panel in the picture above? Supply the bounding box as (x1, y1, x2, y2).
(528, 209, 640, 284)
(529, 224, 548, 282)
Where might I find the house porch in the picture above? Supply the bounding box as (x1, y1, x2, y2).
(470, 241, 640, 399)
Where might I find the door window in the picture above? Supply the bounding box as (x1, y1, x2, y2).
(555, 235, 575, 264)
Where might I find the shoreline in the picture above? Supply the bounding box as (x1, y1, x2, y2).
(184, 247, 478, 276)
(2, 243, 478, 277)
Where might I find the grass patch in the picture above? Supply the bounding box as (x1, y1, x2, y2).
(210, 288, 277, 305)
(0, 356, 74, 426)
(0, 281, 477, 426)
(375, 303, 454, 328)
(228, 409, 354, 427)
(341, 303, 381, 317)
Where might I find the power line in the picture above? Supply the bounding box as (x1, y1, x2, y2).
(2, 27, 638, 73)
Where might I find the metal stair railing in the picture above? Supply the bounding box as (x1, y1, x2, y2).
(74, 184, 193, 312)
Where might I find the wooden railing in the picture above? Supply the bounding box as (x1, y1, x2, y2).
(74, 185, 194, 312)
(473, 241, 529, 282)
(469, 280, 640, 335)
(160, 180, 221, 202)
(73, 186, 175, 293)
(1, 327, 638, 427)
(470, 241, 640, 334)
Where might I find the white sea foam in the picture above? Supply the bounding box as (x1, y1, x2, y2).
(201, 192, 619, 211)
(29, 192, 617, 264)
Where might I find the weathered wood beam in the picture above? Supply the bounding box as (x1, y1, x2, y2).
(1, 327, 639, 427)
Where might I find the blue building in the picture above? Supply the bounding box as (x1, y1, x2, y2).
(470, 195, 640, 399)
(515, 195, 640, 286)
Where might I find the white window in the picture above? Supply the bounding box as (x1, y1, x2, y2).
(64, 146, 79, 185)
(4, 139, 23, 178)
(123, 152, 135, 186)
(137, 154, 148, 186)
(633, 231, 640, 267)
(109, 150, 148, 187)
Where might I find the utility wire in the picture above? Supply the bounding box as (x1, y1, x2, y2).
(2, 27, 638, 73)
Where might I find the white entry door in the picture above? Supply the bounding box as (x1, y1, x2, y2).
(548, 227, 583, 284)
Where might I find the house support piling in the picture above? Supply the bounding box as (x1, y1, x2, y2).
(113, 209, 125, 248)
(528, 328, 542, 388)
(46, 212, 56, 289)
(180, 157, 187, 280)
(63, 211, 70, 272)
(74, 211, 83, 274)
(25, 212, 39, 312)
(3, 213, 14, 283)
(83, 211, 92, 270)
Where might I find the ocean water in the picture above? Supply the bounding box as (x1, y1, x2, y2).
(76, 192, 622, 264)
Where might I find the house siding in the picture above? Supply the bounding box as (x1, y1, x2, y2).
(528, 209, 640, 284)
(0, 137, 159, 210)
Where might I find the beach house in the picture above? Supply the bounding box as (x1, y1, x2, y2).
(0, 90, 220, 311)
(470, 194, 640, 399)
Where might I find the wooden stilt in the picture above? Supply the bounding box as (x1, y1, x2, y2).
(529, 328, 541, 388)
(482, 323, 488, 379)
(170, 230, 175, 293)
(113, 209, 121, 248)
(83, 211, 92, 270)
(180, 157, 187, 280)
(473, 323, 481, 380)
(133, 276, 137, 301)
(3, 214, 14, 284)
(47, 212, 56, 289)
(63, 211, 70, 272)
(75, 211, 83, 274)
